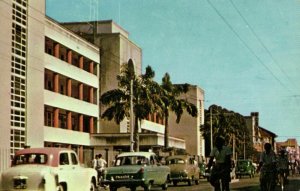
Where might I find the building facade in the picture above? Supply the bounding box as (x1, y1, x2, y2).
(0, 0, 206, 175)
(169, 85, 205, 158)
(62, 21, 189, 163)
(0, 0, 100, 175)
(245, 112, 277, 161)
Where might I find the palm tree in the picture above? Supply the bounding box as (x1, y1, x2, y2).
(100, 63, 158, 151)
(159, 73, 198, 149)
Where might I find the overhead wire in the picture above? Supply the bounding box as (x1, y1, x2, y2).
(206, 0, 292, 93)
(229, 0, 298, 92)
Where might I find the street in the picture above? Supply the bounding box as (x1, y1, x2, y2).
(99, 174, 300, 191)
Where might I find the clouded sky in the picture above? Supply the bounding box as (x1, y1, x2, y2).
(46, 0, 300, 142)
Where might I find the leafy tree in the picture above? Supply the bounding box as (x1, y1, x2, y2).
(201, 105, 254, 158)
(159, 73, 198, 149)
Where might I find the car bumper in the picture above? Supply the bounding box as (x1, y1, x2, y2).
(169, 176, 190, 182)
(236, 171, 251, 175)
(103, 179, 145, 188)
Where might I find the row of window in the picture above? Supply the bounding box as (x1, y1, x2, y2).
(45, 37, 98, 76)
(44, 106, 96, 133)
(10, 0, 27, 157)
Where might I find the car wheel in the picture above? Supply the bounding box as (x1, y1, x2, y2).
(187, 179, 192, 186)
(173, 180, 178, 186)
(144, 182, 152, 191)
(195, 179, 199, 185)
(57, 184, 64, 191)
(130, 187, 136, 191)
(89, 180, 96, 191)
(110, 187, 117, 191)
(161, 180, 168, 190)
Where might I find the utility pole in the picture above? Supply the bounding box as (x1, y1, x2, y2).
(210, 107, 213, 151)
(243, 133, 246, 159)
(233, 134, 236, 161)
(128, 60, 135, 152)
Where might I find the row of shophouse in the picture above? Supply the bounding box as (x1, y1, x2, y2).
(0, 0, 297, 175)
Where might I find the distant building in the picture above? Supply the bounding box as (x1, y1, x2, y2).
(169, 85, 205, 157)
(245, 112, 277, 160)
(276, 139, 299, 161)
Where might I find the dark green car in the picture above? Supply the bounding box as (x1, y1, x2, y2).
(103, 152, 170, 191)
(235, 159, 255, 178)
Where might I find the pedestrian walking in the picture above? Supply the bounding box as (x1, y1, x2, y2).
(207, 136, 232, 191)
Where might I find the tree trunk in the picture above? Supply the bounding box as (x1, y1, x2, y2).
(133, 116, 139, 152)
(164, 111, 169, 149)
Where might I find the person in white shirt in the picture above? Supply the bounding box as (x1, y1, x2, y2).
(207, 136, 232, 191)
(257, 143, 276, 191)
(97, 154, 107, 171)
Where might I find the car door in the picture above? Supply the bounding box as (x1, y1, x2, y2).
(150, 155, 164, 185)
(70, 152, 86, 190)
(58, 152, 75, 190)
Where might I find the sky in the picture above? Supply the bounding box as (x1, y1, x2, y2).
(46, 0, 300, 143)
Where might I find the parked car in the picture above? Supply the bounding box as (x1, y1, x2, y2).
(103, 152, 170, 191)
(166, 155, 200, 186)
(0, 147, 98, 191)
(198, 162, 206, 178)
(235, 159, 255, 178)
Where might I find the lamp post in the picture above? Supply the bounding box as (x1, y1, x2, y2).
(128, 59, 135, 152)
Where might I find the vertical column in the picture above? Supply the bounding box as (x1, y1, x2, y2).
(89, 87, 94, 103)
(154, 113, 157, 123)
(89, 117, 94, 134)
(54, 108, 59, 128)
(54, 74, 59, 93)
(54, 43, 60, 58)
(89, 61, 94, 74)
(67, 50, 72, 64)
(79, 146, 83, 163)
(79, 115, 83, 132)
(67, 79, 72, 97)
(79, 56, 83, 69)
(67, 111, 72, 130)
(79, 83, 83, 100)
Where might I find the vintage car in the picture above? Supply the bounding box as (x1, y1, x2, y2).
(165, 155, 200, 186)
(198, 162, 206, 178)
(235, 159, 255, 178)
(0, 147, 98, 191)
(103, 152, 170, 191)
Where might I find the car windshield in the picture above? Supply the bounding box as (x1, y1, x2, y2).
(115, 156, 148, 166)
(166, 158, 186, 165)
(12, 153, 47, 165)
(237, 161, 249, 166)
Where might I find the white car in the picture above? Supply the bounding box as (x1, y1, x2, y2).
(0, 147, 98, 191)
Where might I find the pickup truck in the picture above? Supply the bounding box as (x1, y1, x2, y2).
(0, 147, 98, 191)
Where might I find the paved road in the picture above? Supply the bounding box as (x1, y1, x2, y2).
(98, 174, 300, 191)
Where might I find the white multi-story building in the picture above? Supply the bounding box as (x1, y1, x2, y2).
(0, 0, 205, 175)
(0, 0, 100, 175)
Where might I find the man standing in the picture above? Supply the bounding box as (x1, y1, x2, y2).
(97, 153, 107, 186)
(92, 154, 99, 169)
(207, 136, 232, 191)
